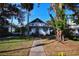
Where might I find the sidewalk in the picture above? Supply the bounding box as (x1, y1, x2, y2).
(29, 39, 46, 56)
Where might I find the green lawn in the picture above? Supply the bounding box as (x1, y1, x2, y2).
(0, 38, 33, 56)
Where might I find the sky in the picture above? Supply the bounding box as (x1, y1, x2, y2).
(24, 3, 56, 24)
(11, 3, 55, 25)
(11, 3, 74, 26)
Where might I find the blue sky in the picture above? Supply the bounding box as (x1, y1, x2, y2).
(24, 3, 54, 24)
(11, 3, 74, 25)
(30, 3, 51, 21)
(12, 3, 56, 25)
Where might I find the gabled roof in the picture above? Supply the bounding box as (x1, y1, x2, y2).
(28, 18, 49, 26)
(30, 18, 45, 23)
(26, 18, 52, 27)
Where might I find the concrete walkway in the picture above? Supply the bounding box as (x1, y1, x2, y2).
(29, 38, 46, 56)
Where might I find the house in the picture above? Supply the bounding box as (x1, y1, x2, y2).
(66, 18, 79, 38)
(0, 19, 17, 37)
(0, 19, 9, 37)
(8, 24, 17, 33)
(26, 18, 53, 36)
(67, 19, 76, 26)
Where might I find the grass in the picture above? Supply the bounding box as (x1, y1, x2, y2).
(1, 37, 79, 56)
(43, 39, 79, 56)
(0, 37, 33, 56)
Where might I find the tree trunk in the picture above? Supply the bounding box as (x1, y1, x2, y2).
(20, 26, 22, 36)
(27, 10, 30, 36)
(11, 17, 13, 33)
(56, 29, 64, 41)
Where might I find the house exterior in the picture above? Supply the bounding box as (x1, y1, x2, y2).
(8, 25, 16, 33)
(26, 18, 53, 36)
(0, 19, 9, 37)
(66, 18, 79, 39)
(0, 19, 18, 37)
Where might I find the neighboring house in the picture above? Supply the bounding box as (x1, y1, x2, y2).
(26, 18, 53, 36)
(67, 19, 76, 26)
(66, 19, 79, 39)
(0, 19, 9, 37)
(0, 19, 17, 37)
(67, 19, 79, 29)
(8, 25, 16, 33)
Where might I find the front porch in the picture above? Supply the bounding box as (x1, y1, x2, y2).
(28, 26, 53, 37)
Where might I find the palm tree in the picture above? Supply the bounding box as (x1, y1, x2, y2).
(50, 3, 66, 41)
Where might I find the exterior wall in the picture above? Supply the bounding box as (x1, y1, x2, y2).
(0, 26, 9, 37)
(8, 26, 15, 33)
(29, 22, 48, 27)
(29, 27, 51, 36)
(67, 19, 76, 25)
(27, 18, 53, 36)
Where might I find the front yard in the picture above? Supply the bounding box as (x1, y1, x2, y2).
(0, 37, 33, 56)
(43, 39, 79, 56)
(0, 37, 79, 56)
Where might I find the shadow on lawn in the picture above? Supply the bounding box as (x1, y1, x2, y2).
(0, 36, 32, 40)
(0, 36, 55, 44)
(0, 40, 56, 53)
(0, 36, 33, 44)
(0, 40, 26, 44)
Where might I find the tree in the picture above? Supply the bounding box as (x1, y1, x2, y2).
(0, 3, 21, 33)
(65, 3, 79, 24)
(17, 10, 25, 36)
(50, 3, 66, 41)
(21, 3, 34, 35)
(8, 4, 21, 33)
